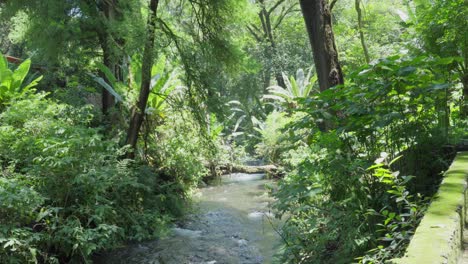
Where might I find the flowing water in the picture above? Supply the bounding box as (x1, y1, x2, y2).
(96, 173, 283, 264)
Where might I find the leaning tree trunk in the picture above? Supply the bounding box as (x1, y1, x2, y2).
(125, 0, 159, 157)
(299, 0, 344, 92)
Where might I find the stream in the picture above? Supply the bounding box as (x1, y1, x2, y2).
(95, 173, 283, 264)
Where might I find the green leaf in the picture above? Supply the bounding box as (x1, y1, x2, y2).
(95, 62, 117, 87)
(29, 247, 37, 262)
(367, 163, 384, 171)
(433, 57, 456, 65)
(290, 76, 299, 97)
(36, 208, 51, 222)
(0, 70, 13, 94)
(0, 55, 7, 71)
(151, 55, 166, 77)
(22, 75, 43, 91)
(397, 66, 417, 76)
(11, 59, 31, 91)
(88, 73, 123, 103)
(389, 155, 403, 166)
(428, 83, 450, 91)
(150, 73, 162, 90)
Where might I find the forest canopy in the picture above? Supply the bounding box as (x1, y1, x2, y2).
(0, 0, 467, 263)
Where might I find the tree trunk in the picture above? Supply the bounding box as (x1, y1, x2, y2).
(260, 5, 285, 88)
(262, 67, 272, 93)
(100, 36, 116, 115)
(462, 73, 468, 118)
(98, 0, 120, 116)
(299, 0, 344, 92)
(355, 0, 370, 64)
(125, 0, 159, 157)
(462, 49, 468, 118)
(248, 0, 287, 89)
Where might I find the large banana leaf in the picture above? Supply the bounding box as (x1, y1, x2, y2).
(95, 62, 117, 88)
(0, 55, 8, 82)
(11, 59, 31, 92)
(0, 70, 12, 92)
(88, 73, 123, 103)
(0, 57, 42, 106)
(233, 114, 246, 132)
(20, 75, 43, 95)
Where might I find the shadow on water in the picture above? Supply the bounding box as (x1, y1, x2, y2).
(94, 173, 284, 264)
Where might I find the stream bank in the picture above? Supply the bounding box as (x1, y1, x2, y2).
(95, 173, 283, 264)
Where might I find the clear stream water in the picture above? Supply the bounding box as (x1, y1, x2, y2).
(96, 173, 283, 264)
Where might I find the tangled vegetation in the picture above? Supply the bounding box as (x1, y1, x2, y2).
(0, 0, 467, 263)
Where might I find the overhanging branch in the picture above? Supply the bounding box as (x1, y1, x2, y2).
(330, 0, 339, 11)
(268, 0, 286, 15)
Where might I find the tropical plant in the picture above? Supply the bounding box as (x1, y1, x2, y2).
(224, 99, 266, 150)
(0, 56, 42, 109)
(358, 153, 427, 263)
(263, 68, 317, 108)
(254, 111, 294, 163)
(90, 55, 180, 120)
(272, 54, 461, 263)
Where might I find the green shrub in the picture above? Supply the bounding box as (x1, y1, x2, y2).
(357, 154, 428, 263)
(148, 110, 209, 186)
(0, 93, 172, 262)
(254, 111, 307, 165)
(255, 111, 290, 163)
(0, 56, 42, 111)
(272, 55, 461, 263)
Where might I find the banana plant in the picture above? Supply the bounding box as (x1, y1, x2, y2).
(0, 56, 42, 109)
(90, 55, 180, 119)
(226, 99, 265, 141)
(263, 68, 318, 109)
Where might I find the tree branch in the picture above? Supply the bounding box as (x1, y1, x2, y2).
(330, 0, 339, 11)
(246, 25, 262, 42)
(273, 2, 298, 31)
(258, 8, 269, 39)
(267, 0, 287, 15)
(125, 0, 159, 156)
(251, 24, 263, 34)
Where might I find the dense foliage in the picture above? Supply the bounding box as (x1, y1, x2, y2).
(0, 0, 466, 263)
(0, 56, 214, 262)
(271, 55, 462, 263)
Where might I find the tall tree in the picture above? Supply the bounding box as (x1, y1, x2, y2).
(415, 0, 467, 118)
(299, 0, 343, 92)
(95, 0, 122, 115)
(0, 1, 144, 117)
(126, 0, 159, 155)
(246, 0, 298, 89)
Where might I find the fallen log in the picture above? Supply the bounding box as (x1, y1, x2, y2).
(218, 164, 279, 176)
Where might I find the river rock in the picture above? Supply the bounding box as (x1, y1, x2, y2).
(171, 227, 202, 238)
